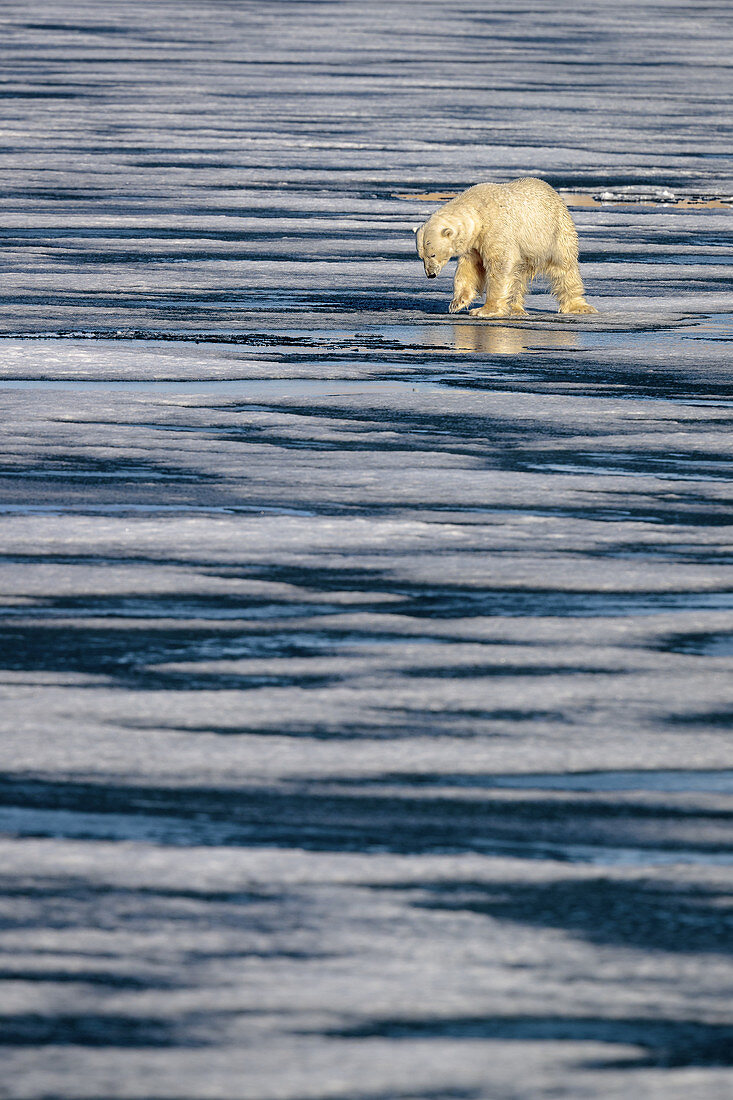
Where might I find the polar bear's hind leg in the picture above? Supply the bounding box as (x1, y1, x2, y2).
(547, 259, 598, 315)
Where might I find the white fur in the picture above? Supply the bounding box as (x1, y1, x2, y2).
(415, 178, 597, 316)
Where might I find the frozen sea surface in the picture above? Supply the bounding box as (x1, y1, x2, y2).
(0, 2, 732, 1099)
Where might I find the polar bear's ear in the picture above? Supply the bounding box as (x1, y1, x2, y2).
(411, 226, 420, 234)
(441, 226, 455, 238)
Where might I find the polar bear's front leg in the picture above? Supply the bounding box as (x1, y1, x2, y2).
(507, 263, 532, 316)
(469, 255, 517, 318)
(450, 250, 485, 313)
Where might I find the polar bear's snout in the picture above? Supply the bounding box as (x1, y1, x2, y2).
(423, 255, 448, 278)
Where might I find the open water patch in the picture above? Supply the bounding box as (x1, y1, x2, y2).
(325, 1013, 733, 1068)
(376, 875, 733, 958)
(0, 776, 731, 867)
(369, 770, 733, 794)
(657, 631, 733, 657)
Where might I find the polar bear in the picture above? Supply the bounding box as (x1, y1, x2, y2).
(414, 178, 597, 317)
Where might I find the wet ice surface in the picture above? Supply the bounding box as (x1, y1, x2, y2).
(1, 2, 733, 1098)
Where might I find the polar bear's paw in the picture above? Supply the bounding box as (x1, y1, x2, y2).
(508, 304, 528, 316)
(449, 297, 471, 314)
(560, 300, 598, 315)
(469, 305, 511, 318)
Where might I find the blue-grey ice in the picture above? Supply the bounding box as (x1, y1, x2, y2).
(0, 2, 732, 1098)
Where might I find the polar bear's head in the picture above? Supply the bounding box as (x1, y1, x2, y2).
(414, 217, 457, 278)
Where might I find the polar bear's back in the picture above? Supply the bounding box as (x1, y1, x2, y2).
(446, 177, 578, 264)
(457, 177, 567, 215)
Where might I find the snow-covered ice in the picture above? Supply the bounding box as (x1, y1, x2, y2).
(0, 2, 732, 1098)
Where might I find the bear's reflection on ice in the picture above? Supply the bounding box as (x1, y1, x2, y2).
(421, 324, 579, 355)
